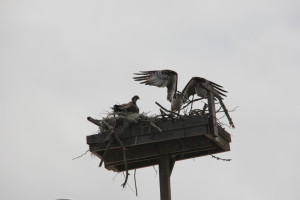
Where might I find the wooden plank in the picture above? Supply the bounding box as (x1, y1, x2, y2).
(86, 134, 108, 144)
(183, 116, 209, 127)
(108, 146, 220, 172)
(205, 134, 230, 151)
(106, 145, 217, 168)
(98, 136, 215, 165)
(87, 116, 210, 144)
(218, 126, 231, 142)
(171, 147, 224, 162)
(153, 130, 185, 142)
(88, 124, 210, 151)
(111, 158, 159, 172)
(207, 90, 218, 137)
(184, 125, 208, 137)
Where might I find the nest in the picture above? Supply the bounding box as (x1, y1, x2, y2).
(99, 112, 150, 133)
(98, 108, 210, 135)
(86, 101, 235, 189)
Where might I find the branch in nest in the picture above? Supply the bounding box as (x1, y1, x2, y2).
(99, 138, 113, 167)
(121, 147, 130, 188)
(87, 117, 101, 126)
(134, 169, 138, 196)
(101, 119, 114, 130)
(181, 98, 203, 110)
(216, 106, 222, 113)
(150, 122, 162, 133)
(113, 133, 127, 150)
(218, 99, 235, 128)
(200, 103, 208, 115)
(91, 115, 132, 188)
(155, 102, 180, 116)
(217, 106, 239, 113)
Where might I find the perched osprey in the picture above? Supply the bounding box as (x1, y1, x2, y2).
(133, 70, 234, 127)
(113, 95, 140, 113)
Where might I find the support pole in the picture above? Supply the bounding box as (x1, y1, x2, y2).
(159, 155, 172, 200)
(207, 90, 218, 137)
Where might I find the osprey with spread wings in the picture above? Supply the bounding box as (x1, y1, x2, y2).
(133, 70, 234, 127)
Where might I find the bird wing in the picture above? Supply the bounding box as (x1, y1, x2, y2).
(133, 70, 178, 102)
(182, 77, 228, 100)
(182, 77, 234, 128)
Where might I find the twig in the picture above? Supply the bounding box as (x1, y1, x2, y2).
(112, 172, 120, 181)
(181, 98, 204, 110)
(121, 147, 130, 188)
(99, 138, 113, 167)
(114, 134, 127, 150)
(150, 122, 162, 133)
(218, 98, 235, 128)
(153, 166, 158, 176)
(217, 106, 239, 113)
(101, 119, 114, 130)
(229, 106, 239, 112)
(72, 149, 90, 160)
(155, 102, 180, 116)
(211, 154, 231, 161)
(217, 114, 225, 120)
(159, 109, 167, 116)
(121, 172, 134, 193)
(87, 116, 101, 126)
(134, 169, 138, 196)
(200, 103, 208, 115)
(217, 121, 231, 128)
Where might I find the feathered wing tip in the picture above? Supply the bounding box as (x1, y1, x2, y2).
(182, 77, 229, 102)
(209, 82, 228, 97)
(133, 71, 154, 84)
(201, 77, 228, 98)
(133, 70, 178, 102)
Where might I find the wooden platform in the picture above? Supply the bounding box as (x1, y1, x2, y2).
(86, 115, 231, 172)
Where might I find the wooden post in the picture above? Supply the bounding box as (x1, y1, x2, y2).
(159, 155, 172, 200)
(207, 90, 218, 137)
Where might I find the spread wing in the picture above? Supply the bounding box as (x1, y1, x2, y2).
(133, 70, 178, 102)
(182, 77, 227, 101)
(182, 77, 234, 128)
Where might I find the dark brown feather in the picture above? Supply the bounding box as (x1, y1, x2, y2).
(182, 77, 227, 101)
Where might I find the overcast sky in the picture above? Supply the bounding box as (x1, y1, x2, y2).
(1, 0, 300, 200)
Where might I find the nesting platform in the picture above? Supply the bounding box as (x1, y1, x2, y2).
(86, 115, 231, 172)
(87, 91, 233, 200)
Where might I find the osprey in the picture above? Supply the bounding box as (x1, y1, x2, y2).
(133, 70, 234, 127)
(113, 95, 140, 113)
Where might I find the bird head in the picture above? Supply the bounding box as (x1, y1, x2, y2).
(132, 95, 140, 103)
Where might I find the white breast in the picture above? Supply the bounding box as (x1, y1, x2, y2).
(171, 97, 183, 112)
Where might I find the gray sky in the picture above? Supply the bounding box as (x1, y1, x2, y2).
(1, 0, 300, 199)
